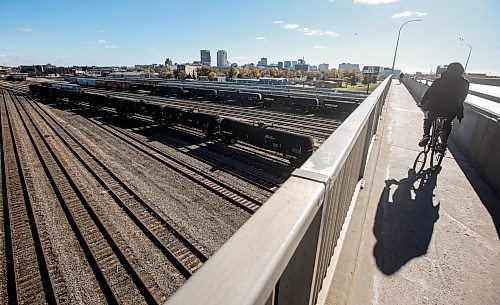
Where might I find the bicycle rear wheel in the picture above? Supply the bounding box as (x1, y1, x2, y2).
(430, 131, 445, 170)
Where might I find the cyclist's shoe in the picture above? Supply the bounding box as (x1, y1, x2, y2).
(418, 135, 430, 147)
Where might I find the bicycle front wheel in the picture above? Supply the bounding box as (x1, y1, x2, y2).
(430, 131, 445, 170)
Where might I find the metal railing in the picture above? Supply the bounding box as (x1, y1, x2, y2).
(166, 76, 393, 305)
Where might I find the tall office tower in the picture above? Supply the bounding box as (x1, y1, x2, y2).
(284, 61, 292, 69)
(217, 50, 228, 68)
(200, 50, 211, 66)
(257, 57, 268, 67)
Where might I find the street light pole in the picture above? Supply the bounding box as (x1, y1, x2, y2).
(391, 19, 421, 75)
(463, 43, 472, 73)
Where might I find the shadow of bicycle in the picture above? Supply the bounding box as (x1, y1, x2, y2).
(373, 167, 440, 275)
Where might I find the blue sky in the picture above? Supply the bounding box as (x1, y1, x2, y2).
(1, 0, 499, 74)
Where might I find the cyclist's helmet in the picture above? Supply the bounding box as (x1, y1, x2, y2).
(446, 62, 465, 76)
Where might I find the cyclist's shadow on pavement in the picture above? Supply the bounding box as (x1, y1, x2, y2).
(373, 167, 440, 275)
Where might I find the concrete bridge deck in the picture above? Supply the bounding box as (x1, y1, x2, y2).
(330, 80, 499, 305)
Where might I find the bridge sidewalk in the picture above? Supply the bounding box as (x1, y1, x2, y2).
(332, 80, 499, 305)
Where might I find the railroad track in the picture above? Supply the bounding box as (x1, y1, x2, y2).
(17, 93, 210, 276)
(1, 90, 61, 304)
(17, 80, 297, 180)
(158, 123, 292, 181)
(72, 105, 263, 213)
(4, 90, 162, 304)
(0, 83, 269, 302)
(84, 85, 345, 127)
(84, 88, 339, 139)
(11, 88, 263, 213)
(93, 108, 282, 193)
(2, 80, 281, 196)
(0, 81, 338, 140)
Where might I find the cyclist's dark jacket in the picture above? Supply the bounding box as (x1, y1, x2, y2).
(420, 72, 469, 119)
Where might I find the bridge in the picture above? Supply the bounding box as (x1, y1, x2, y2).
(164, 76, 499, 305)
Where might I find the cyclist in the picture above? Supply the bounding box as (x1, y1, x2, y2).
(399, 72, 404, 84)
(418, 62, 469, 147)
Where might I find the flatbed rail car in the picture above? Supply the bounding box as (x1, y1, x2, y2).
(28, 84, 315, 164)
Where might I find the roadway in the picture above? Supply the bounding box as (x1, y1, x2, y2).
(322, 79, 499, 305)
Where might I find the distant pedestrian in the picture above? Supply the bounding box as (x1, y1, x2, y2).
(399, 72, 404, 84)
(418, 62, 469, 147)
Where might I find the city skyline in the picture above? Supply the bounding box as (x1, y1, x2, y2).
(1, 0, 499, 74)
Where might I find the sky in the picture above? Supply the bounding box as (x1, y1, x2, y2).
(1, 0, 499, 74)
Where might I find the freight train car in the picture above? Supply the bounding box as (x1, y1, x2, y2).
(130, 83, 155, 92)
(264, 94, 319, 110)
(104, 80, 131, 90)
(220, 118, 314, 162)
(77, 77, 98, 87)
(178, 110, 222, 138)
(28, 84, 315, 164)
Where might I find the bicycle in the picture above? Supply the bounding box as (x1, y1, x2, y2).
(413, 116, 448, 172)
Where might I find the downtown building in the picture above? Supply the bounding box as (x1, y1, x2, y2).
(217, 50, 228, 68)
(200, 50, 211, 66)
(319, 63, 329, 73)
(338, 63, 360, 73)
(257, 57, 268, 67)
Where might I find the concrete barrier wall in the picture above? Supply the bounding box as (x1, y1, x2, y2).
(402, 77, 500, 195)
(401, 77, 428, 104)
(451, 105, 500, 193)
(468, 77, 500, 87)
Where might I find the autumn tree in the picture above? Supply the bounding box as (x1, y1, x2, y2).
(208, 71, 217, 81)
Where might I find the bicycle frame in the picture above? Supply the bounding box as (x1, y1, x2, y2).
(416, 116, 447, 172)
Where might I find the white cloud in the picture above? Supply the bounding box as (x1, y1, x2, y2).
(283, 23, 300, 30)
(392, 11, 427, 18)
(83, 39, 118, 49)
(354, 0, 399, 4)
(232, 56, 246, 60)
(273, 20, 284, 24)
(299, 28, 339, 36)
(274, 20, 339, 37)
(256, 36, 268, 42)
(324, 31, 339, 36)
(314, 45, 328, 49)
(17, 28, 34, 33)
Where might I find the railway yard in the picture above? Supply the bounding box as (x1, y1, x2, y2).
(0, 78, 358, 304)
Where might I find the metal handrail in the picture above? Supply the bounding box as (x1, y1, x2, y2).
(166, 76, 393, 305)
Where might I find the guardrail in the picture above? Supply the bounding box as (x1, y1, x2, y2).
(166, 76, 393, 305)
(402, 76, 500, 196)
